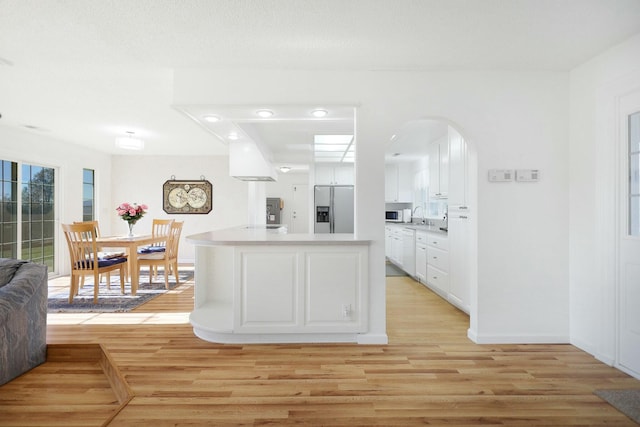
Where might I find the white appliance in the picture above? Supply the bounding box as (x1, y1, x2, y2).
(385, 210, 403, 222)
(314, 185, 354, 233)
(403, 208, 412, 223)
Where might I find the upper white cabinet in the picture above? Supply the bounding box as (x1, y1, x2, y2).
(316, 164, 354, 185)
(448, 126, 469, 209)
(385, 163, 413, 202)
(428, 136, 449, 199)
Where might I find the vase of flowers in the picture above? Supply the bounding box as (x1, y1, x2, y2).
(116, 202, 147, 237)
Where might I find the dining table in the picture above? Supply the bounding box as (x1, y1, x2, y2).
(96, 234, 167, 295)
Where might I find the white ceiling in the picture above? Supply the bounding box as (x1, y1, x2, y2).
(1, 0, 640, 160)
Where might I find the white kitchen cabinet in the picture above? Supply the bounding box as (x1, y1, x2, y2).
(402, 228, 416, 277)
(385, 226, 393, 258)
(390, 227, 404, 266)
(428, 137, 449, 199)
(448, 212, 470, 314)
(316, 164, 354, 185)
(385, 163, 413, 202)
(415, 231, 427, 283)
(236, 246, 368, 333)
(448, 126, 469, 210)
(425, 232, 449, 296)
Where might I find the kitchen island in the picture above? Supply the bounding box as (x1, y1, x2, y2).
(186, 226, 370, 344)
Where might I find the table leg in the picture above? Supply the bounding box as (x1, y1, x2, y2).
(130, 245, 139, 295)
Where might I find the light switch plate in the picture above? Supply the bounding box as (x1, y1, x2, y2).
(488, 169, 514, 182)
(516, 169, 540, 182)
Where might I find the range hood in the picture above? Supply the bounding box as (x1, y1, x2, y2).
(229, 140, 277, 182)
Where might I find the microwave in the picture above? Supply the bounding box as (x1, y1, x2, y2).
(385, 210, 403, 222)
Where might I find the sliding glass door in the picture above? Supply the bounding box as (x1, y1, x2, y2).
(0, 159, 56, 273)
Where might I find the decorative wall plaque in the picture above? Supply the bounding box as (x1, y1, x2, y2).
(163, 179, 212, 214)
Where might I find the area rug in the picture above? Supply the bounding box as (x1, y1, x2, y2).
(48, 269, 194, 313)
(594, 389, 640, 424)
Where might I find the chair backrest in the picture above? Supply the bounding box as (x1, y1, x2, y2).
(151, 219, 174, 247)
(73, 220, 101, 237)
(62, 222, 99, 272)
(166, 221, 183, 260)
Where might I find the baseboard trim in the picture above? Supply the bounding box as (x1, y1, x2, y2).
(472, 334, 569, 344)
(357, 333, 389, 345)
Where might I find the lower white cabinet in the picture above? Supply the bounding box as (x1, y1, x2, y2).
(425, 232, 449, 296)
(385, 226, 392, 258)
(237, 247, 367, 332)
(415, 234, 427, 283)
(390, 228, 403, 266)
(448, 212, 470, 313)
(189, 242, 369, 344)
(402, 228, 416, 277)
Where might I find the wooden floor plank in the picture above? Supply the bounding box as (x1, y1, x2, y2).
(0, 270, 638, 426)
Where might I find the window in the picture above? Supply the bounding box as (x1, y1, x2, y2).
(83, 168, 95, 221)
(0, 160, 18, 258)
(21, 164, 55, 270)
(630, 111, 640, 236)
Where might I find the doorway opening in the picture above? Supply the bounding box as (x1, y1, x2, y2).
(384, 118, 477, 340)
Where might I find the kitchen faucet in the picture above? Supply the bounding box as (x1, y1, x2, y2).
(412, 205, 425, 224)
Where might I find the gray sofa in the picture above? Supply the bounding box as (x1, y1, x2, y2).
(0, 258, 48, 386)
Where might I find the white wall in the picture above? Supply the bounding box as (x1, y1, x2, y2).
(0, 125, 112, 275)
(173, 68, 570, 344)
(265, 171, 309, 228)
(110, 155, 248, 263)
(569, 33, 640, 363)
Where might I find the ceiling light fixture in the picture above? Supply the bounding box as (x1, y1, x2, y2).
(115, 131, 144, 150)
(256, 109, 274, 118)
(227, 132, 239, 141)
(279, 166, 291, 173)
(203, 115, 221, 123)
(311, 109, 328, 118)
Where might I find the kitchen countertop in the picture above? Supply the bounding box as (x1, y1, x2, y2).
(385, 222, 448, 235)
(187, 225, 371, 246)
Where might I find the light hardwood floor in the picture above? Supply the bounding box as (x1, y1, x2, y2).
(1, 271, 639, 426)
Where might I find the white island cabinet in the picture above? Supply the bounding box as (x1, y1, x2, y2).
(187, 227, 370, 344)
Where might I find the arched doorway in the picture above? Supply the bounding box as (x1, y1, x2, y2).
(384, 117, 478, 339)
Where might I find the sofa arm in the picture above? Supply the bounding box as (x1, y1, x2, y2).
(0, 262, 48, 385)
(0, 263, 48, 321)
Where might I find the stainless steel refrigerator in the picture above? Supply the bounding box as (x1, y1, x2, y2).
(314, 185, 354, 233)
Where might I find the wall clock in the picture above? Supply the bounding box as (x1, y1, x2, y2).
(163, 179, 212, 214)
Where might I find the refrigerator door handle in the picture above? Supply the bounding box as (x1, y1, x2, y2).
(329, 187, 335, 233)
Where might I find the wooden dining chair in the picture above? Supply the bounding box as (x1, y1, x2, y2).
(140, 219, 174, 278)
(73, 220, 127, 286)
(137, 221, 183, 289)
(62, 222, 129, 304)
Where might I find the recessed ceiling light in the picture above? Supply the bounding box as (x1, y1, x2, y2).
(311, 109, 328, 118)
(279, 166, 291, 173)
(256, 109, 274, 118)
(203, 115, 221, 123)
(227, 132, 239, 140)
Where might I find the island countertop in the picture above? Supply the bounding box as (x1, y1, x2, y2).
(186, 226, 371, 246)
